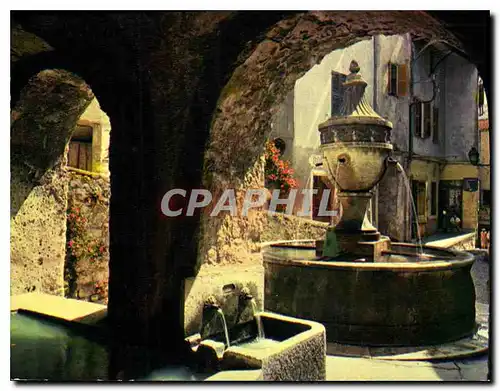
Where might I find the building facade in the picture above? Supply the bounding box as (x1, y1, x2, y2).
(478, 78, 490, 232)
(269, 34, 483, 240)
(67, 97, 111, 175)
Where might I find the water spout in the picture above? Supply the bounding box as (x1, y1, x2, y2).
(238, 288, 265, 340)
(250, 299, 265, 340)
(216, 308, 231, 348)
(201, 295, 230, 348)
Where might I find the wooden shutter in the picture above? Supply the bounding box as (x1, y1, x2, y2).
(432, 106, 439, 143)
(423, 102, 432, 138)
(478, 82, 485, 115)
(388, 63, 398, 96)
(331, 72, 346, 116)
(478, 83, 485, 106)
(68, 141, 92, 170)
(413, 103, 422, 137)
(68, 142, 80, 168)
(397, 63, 408, 97)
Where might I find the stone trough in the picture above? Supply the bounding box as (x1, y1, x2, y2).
(186, 284, 326, 381)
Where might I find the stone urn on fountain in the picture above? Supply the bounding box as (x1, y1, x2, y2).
(318, 60, 395, 261)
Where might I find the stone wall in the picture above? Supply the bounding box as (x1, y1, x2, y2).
(65, 169, 110, 302)
(375, 34, 411, 153)
(269, 91, 295, 164)
(462, 189, 479, 231)
(444, 53, 478, 162)
(411, 40, 445, 158)
(10, 161, 68, 295)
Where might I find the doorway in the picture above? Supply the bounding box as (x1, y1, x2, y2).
(438, 180, 463, 231)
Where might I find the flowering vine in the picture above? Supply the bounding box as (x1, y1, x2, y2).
(264, 140, 298, 191)
(66, 205, 108, 301)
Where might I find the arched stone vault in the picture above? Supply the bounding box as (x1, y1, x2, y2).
(10, 11, 490, 357)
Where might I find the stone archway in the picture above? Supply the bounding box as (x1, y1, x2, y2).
(193, 12, 485, 331)
(11, 69, 94, 295)
(10, 11, 490, 356)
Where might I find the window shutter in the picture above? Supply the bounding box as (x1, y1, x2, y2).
(432, 106, 439, 143)
(397, 63, 408, 97)
(388, 63, 398, 96)
(331, 72, 346, 116)
(478, 82, 485, 115)
(68, 142, 80, 168)
(423, 102, 432, 138)
(413, 102, 422, 137)
(478, 83, 485, 106)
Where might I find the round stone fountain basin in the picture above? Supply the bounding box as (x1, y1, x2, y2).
(263, 240, 476, 347)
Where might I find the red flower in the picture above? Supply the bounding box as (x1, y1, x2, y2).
(68, 240, 74, 248)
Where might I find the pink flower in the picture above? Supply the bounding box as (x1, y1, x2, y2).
(68, 240, 74, 248)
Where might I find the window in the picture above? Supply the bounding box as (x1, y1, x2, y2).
(67, 124, 93, 171)
(413, 101, 439, 141)
(481, 190, 491, 206)
(423, 102, 432, 139)
(331, 72, 347, 116)
(388, 63, 398, 96)
(413, 102, 422, 137)
(431, 182, 437, 216)
(387, 62, 408, 97)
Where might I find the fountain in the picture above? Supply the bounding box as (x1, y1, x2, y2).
(263, 61, 476, 346)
